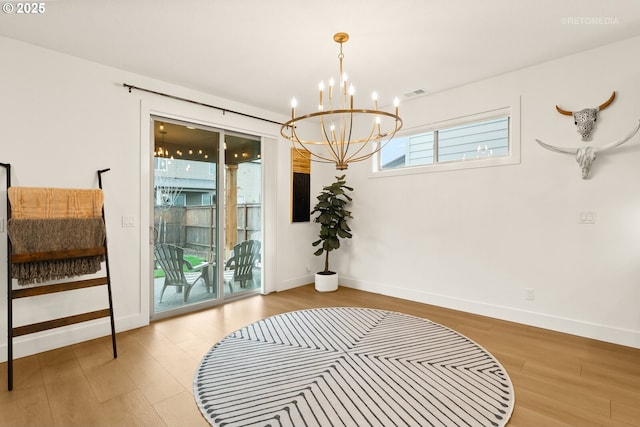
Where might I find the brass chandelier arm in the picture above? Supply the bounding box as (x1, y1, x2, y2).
(291, 142, 343, 165)
(345, 118, 402, 163)
(281, 109, 402, 141)
(319, 115, 341, 162)
(289, 122, 341, 165)
(337, 114, 380, 163)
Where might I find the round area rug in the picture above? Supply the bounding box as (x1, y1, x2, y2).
(194, 307, 514, 427)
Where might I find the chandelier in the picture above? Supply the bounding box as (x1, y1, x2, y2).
(280, 32, 403, 170)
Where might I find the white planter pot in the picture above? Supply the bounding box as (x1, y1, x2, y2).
(315, 272, 339, 292)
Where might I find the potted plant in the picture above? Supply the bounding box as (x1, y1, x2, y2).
(310, 174, 353, 292)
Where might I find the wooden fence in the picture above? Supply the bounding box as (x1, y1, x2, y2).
(154, 203, 261, 255)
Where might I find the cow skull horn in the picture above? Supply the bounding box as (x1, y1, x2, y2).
(555, 105, 573, 116)
(535, 119, 640, 179)
(597, 91, 616, 111)
(555, 91, 617, 116)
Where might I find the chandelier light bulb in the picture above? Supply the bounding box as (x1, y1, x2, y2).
(349, 84, 355, 108)
(290, 97, 297, 123)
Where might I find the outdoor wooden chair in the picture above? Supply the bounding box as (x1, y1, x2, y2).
(154, 243, 210, 302)
(224, 240, 261, 293)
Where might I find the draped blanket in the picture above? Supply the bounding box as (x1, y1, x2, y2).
(8, 187, 103, 219)
(8, 218, 106, 285)
(7, 187, 106, 286)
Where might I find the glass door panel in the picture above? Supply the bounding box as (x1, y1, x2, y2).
(152, 118, 220, 316)
(222, 132, 262, 296)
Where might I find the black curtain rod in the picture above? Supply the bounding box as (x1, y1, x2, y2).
(122, 83, 283, 126)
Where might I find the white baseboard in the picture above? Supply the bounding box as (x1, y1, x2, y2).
(0, 312, 148, 362)
(277, 274, 314, 292)
(340, 277, 640, 349)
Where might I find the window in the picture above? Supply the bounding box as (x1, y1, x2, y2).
(374, 100, 521, 177)
(380, 116, 509, 170)
(154, 157, 168, 171)
(202, 193, 213, 205)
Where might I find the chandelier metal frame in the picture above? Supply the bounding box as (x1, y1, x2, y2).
(280, 32, 403, 170)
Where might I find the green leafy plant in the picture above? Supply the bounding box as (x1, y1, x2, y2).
(311, 175, 353, 274)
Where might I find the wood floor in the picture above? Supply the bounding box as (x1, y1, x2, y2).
(1, 285, 639, 426)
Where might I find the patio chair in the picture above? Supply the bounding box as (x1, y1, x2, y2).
(154, 243, 209, 302)
(224, 240, 261, 293)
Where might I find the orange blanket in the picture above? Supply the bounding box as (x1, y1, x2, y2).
(8, 187, 103, 219)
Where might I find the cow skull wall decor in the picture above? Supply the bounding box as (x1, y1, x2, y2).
(535, 120, 640, 179)
(555, 91, 616, 140)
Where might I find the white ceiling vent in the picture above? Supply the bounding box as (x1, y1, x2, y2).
(403, 88, 428, 99)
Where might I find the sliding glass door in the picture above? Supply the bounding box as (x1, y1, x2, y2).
(151, 117, 262, 319)
(222, 132, 262, 296)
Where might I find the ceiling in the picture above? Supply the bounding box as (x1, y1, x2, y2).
(2, 0, 640, 117)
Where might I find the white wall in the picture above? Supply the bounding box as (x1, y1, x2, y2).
(0, 36, 315, 361)
(328, 35, 640, 348)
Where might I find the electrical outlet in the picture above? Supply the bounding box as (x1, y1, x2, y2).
(525, 288, 535, 301)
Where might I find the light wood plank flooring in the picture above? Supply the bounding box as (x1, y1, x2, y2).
(1, 285, 639, 426)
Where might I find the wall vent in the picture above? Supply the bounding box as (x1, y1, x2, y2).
(403, 88, 428, 98)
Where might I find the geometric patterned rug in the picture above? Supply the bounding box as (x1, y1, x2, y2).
(194, 307, 515, 426)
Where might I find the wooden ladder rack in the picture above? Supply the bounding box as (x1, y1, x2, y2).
(1, 164, 117, 391)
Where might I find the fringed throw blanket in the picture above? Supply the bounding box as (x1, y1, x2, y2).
(8, 218, 106, 285)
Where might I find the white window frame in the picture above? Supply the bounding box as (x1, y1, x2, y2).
(371, 103, 520, 178)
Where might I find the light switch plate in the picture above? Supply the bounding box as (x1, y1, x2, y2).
(122, 215, 135, 227)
